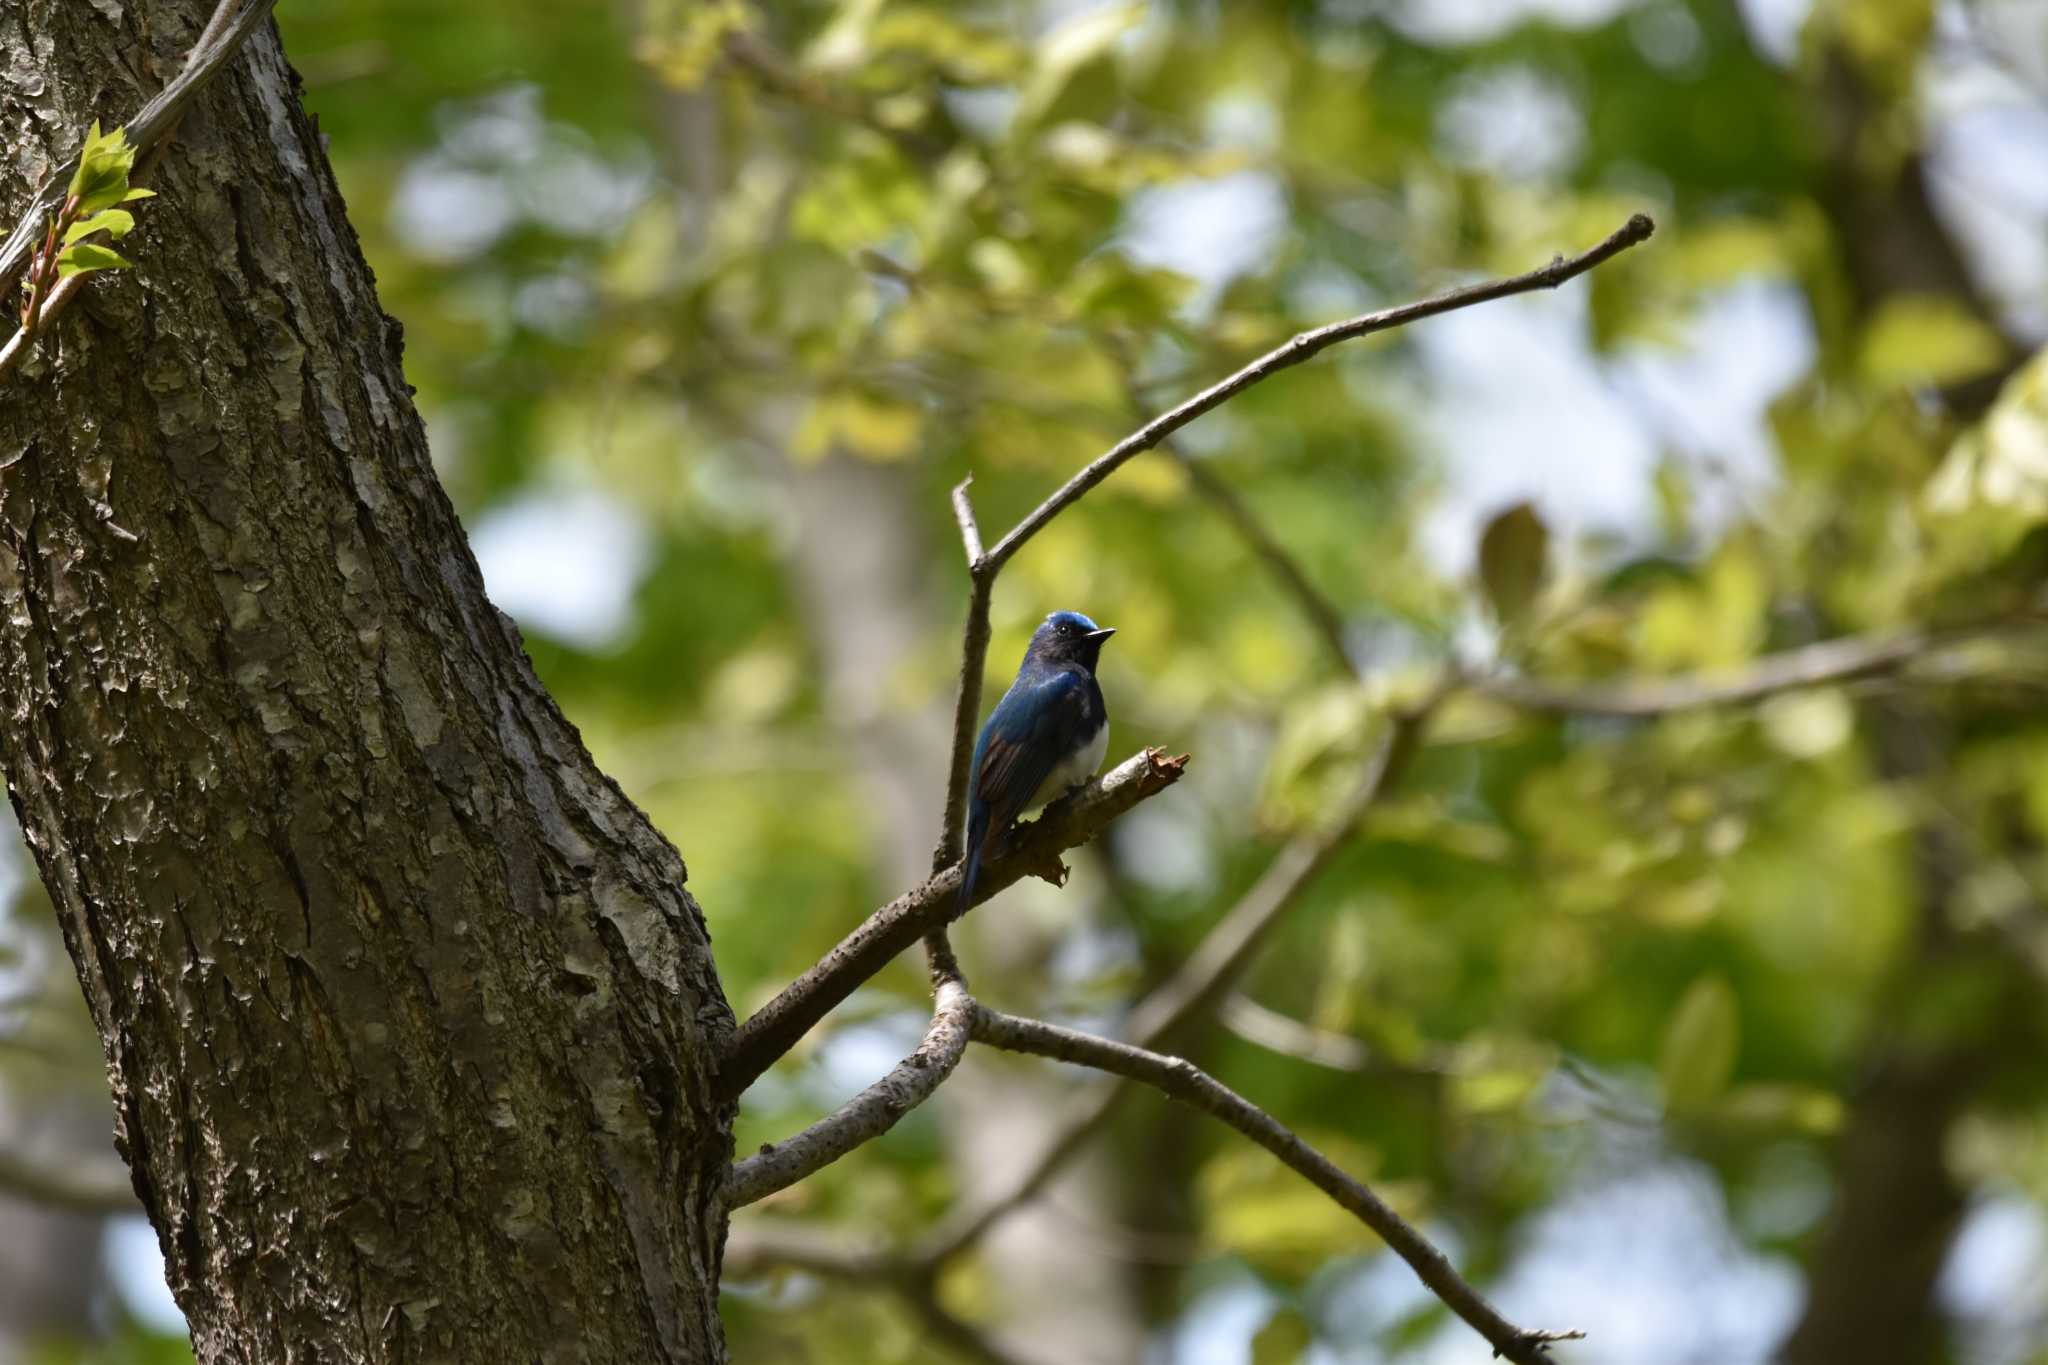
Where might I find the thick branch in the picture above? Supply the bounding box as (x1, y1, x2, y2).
(727, 977, 975, 1209)
(724, 748, 1188, 1096)
(967, 1004, 1581, 1365)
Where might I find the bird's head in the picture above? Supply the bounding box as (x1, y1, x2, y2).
(1028, 610, 1116, 671)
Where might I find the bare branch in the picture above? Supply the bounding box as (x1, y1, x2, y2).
(724, 1215, 1037, 1365)
(980, 215, 1655, 577)
(0, 1145, 136, 1216)
(1219, 994, 1373, 1072)
(926, 217, 1651, 873)
(931, 575, 993, 873)
(967, 1004, 1583, 1365)
(1175, 449, 1355, 678)
(900, 1281, 1041, 1365)
(950, 477, 985, 567)
(1127, 688, 1443, 1044)
(723, 1220, 895, 1280)
(723, 748, 1189, 1096)
(1473, 624, 2014, 718)
(727, 975, 975, 1209)
(932, 481, 994, 873)
(914, 686, 1447, 1264)
(1104, 341, 1357, 681)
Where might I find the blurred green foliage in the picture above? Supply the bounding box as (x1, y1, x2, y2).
(11, 0, 2048, 1360)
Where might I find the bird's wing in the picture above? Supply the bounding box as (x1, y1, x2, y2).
(974, 669, 1092, 825)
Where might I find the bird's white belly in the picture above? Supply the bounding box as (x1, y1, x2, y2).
(1028, 722, 1108, 812)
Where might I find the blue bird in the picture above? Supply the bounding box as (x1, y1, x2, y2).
(960, 611, 1116, 910)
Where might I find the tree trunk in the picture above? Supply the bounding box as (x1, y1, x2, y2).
(0, 5, 735, 1361)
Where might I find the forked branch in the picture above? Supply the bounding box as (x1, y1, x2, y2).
(930, 214, 1654, 869)
(722, 748, 1188, 1096)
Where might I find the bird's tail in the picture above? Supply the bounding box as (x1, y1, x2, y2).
(959, 807, 989, 911)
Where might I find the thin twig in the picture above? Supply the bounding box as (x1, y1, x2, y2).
(720, 29, 948, 162)
(968, 1003, 1583, 1365)
(926, 216, 1653, 874)
(727, 974, 975, 1209)
(1474, 625, 1992, 718)
(1126, 687, 1444, 1044)
(723, 748, 1188, 1096)
(931, 481, 994, 873)
(0, 0, 279, 382)
(950, 476, 985, 567)
(899, 1279, 1040, 1365)
(1219, 994, 1372, 1072)
(1105, 349, 1357, 682)
(1176, 449, 1355, 678)
(913, 684, 1449, 1265)
(724, 1219, 1034, 1365)
(0, 1145, 136, 1215)
(980, 216, 1654, 577)
(0, 275, 84, 382)
(0, 0, 279, 297)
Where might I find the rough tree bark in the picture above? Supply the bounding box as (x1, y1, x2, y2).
(0, 5, 734, 1361)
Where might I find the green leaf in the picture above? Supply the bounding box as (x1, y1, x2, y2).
(1251, 1308, 1314, 1365)
(1477, 501, 1550, 630)
(55, 241, 133, 278)
(67, 121, 141, 214)
(1016, 1, 1139, 127)
(63, 208, 134, 245)
(121, 187, 157, 202)
(1860, 295, 2006, 387)
(63, 119, 106, 198)
(1716, 1083, 1844, 1135)
(1660, 974, 1740, 1113)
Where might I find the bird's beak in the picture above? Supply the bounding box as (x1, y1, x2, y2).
(1086, 627, 1116, 641)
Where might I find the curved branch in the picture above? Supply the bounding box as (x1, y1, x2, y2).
(967, 1004, 1582, 1365)
(727, 977, 976, 1209)
(723, 748, 1189, 1096)
(981, 215, 1654, 577)
(914, 686, 1447, 1264)
(1473, 624, 2036, 718)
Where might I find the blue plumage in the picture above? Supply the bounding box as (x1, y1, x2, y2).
(961, 611, 1115, 909)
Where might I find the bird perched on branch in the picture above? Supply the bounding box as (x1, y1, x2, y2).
(961, 611, 1116, 909)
